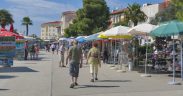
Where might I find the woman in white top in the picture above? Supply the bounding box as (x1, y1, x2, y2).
(59, 44, 66, 67)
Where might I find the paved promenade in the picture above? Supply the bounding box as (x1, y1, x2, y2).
(0, 51, 183, 96)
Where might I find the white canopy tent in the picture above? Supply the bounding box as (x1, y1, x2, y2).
(128, 23, 156, 77)
(103, 25, 130, 37)
(128, 23, 156, 35)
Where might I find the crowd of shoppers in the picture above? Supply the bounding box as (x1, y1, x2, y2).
(34, 40, 107, 88)
(24, 41, 40, 60)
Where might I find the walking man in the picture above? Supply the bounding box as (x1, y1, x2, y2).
(103, 48, 108, 64)
(24, 40, 28, 60)
(66, 40, 82, 88)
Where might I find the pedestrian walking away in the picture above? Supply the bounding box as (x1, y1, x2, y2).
(59, 44, 66, 67)
(24, 40, 29, 60)
(50, 43, 56, 54)
(34, 44, 39, 60)
(66, 40, 83, 88)
(103, 48, 109, 64)
(87, 42, 101, 82)
(56, 43, 59, 55)
(29, 45, 36, 60)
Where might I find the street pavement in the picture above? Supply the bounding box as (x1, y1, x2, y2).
(0, 50, 183, 96)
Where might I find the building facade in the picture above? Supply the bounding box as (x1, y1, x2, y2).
(109, 8, 127, 28)
(109, 1, 169, 27)
(41, 21, 61, 41)
(60, 11, 76, 36)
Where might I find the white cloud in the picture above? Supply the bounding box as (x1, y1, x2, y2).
(6, 0, 76, 21)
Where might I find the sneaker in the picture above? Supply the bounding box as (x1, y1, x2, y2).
(95, 78, 98, 80)
(70, 83, 75, 88)
(62, 65, 66, 67)
(90, 79, 94, 82)
(74, 82, 78, 86)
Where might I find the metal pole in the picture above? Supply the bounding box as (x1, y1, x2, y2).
(111, 40, 113, 64)
(168, 35, 180, 85)
(173, 35, 175, 83)
(114, 39, 116, 65)
(120, 40, 123, 70)
(181, 39, 183, 80)
(141, 36, 151, 77)
(145, 36, 148, 74)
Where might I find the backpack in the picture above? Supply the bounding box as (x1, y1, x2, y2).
(90, 48, 99, 58)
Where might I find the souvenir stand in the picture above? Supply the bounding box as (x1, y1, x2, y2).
(0, 28, 24, 66)
(150, 20, 183, 85)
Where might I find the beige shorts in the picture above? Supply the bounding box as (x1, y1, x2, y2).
(90, 64, 98, 74)
(60, 54, 64, 64)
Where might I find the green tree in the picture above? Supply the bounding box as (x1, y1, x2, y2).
(123, 3, 147, 66)
(113, 20, 129, 27)
(0, 9, 14, 28)
(171, 0, 183, 21)
(64, 24, 78, 37)
(65, 0, 110, 37)
(30, 34, 37, 38)
(22, 16, 32, 36)
(150, 3, 177, 25)
(124, 3, 147, 26)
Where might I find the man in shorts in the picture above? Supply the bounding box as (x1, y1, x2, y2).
(66, 40, 82, 88)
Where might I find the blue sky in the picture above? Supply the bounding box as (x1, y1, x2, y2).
(0, 0, 163, 37)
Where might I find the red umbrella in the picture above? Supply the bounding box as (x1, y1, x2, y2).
(0, 28, 24, 39)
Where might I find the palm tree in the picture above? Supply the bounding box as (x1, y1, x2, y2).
(124, 3, 147, 26)
(124, 3, 147, 67)
(22, 16, 32, 36)
(0, 9, 14, 28)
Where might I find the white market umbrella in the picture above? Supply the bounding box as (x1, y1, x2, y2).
(128, 23, 156, 35)
(59, 37, 67, 41)
(128, 23, 156, 77)
(24, 36, 35, 41)
(103, 26, 131, 70)
(103, 25, 131, 38)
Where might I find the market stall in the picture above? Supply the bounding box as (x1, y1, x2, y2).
(0, 28, 24, 66)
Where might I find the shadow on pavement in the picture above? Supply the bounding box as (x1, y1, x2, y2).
(0, 75, 17, 79)
(97, 80, 131, 82)
(25, 57, 51, 61)
(0, 67, 39, 73)
(77, 85, 120, 88)
(0, 89, 9, 91)
(23, 62, 38, 64)
(168, 74, 181, 78)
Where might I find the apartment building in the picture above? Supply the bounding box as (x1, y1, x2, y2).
(60, 11, 76, 36)
(41, 21, 61, 41)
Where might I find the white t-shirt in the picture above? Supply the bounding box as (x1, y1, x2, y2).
(59, 45, 65, 54)
(50, 44, 55, 49)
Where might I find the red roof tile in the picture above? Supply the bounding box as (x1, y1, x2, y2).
(41, 21, 62, 26)
(62, 11, 76, 15)
(110, 8, 128, 15)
